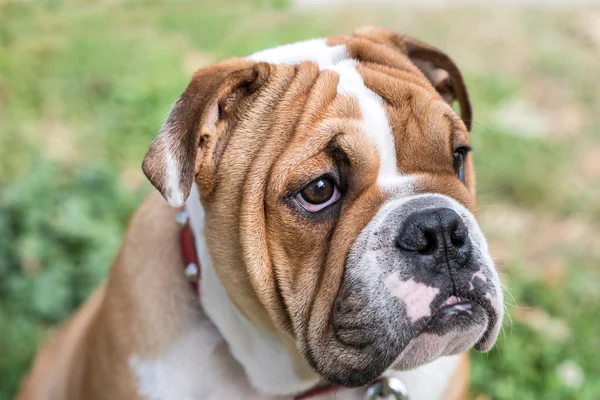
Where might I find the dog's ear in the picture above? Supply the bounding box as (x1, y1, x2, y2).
(142, 59, 270, 207)
(354, 26, 472, 131)
(402, 35, 472, 131)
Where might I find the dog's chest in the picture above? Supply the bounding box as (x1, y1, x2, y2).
(128, 319, 272, 400)
(128, 319, 459, 400)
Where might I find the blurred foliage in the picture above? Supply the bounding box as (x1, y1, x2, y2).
(0, 1, 599, 399)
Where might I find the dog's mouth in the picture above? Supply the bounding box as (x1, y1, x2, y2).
(439, 295, 470, 312)
(437, 295, 477, 320)
(388, 294, 490, 372)
(307, 291, 498, 388)
(432, 296, 476, 327)
(423, 295, 484, 336)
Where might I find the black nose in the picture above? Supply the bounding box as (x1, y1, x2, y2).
(396, 208, 470, 261)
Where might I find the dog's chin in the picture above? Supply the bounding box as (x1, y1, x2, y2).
(390, 300, 489, 371)
(309, 301, 491, 388)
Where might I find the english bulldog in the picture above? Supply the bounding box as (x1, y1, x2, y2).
(17, 26, 503, 400)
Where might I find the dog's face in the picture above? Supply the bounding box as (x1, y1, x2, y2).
(143, 27, 503, 387)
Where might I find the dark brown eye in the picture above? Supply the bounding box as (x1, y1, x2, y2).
(295, 177, 340, 212)
(453, 147, 471, 183)
(301, 178, 334, 204)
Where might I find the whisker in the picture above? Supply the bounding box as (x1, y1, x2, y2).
(501, 324, 508, 344)
(503, 305, 515, 333)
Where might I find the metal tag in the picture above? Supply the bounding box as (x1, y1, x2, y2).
(365, 377, 409, 400)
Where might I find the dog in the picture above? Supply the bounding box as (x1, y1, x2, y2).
(17, 26, 503, 400)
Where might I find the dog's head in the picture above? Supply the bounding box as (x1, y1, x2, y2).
(142, 26, 503, 387)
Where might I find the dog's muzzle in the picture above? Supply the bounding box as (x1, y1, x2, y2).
(308, 194, 504, 387)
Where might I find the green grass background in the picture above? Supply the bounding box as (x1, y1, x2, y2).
(1, 1, 599, 399)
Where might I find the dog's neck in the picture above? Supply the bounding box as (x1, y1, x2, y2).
(186, 184, 321, 396)
(130, 185, 461, 400)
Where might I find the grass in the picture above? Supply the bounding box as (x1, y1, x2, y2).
(1, 1, 599, 399)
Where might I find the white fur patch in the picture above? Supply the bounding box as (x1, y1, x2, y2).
(164, 151, 184, 207)
(325, 59, 407, 189)
(391, 355, 461, 400)
(248, 38, 347, 69)
(129, 322, 223, 400)
(186, 184, 320, 396)
(384, 274, 440, 322)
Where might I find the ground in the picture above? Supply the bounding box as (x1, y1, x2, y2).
(0, 1, 599, 399)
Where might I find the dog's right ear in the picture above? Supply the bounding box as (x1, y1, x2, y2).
(142, 59, 270, 207)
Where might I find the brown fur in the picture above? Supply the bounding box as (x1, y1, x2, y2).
(18, 193, 201, 399)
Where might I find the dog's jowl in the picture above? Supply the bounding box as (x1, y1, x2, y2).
(18, 26, 503, 400)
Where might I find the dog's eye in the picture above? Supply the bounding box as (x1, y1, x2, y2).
(295, 177, 341, 212)
(453, 146, 471, 183)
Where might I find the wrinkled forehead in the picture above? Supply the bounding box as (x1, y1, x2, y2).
(248, 37, 472, 206)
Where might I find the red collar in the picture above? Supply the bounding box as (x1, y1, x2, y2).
(177, 209, 408, 400)
(178, 210, 200, 293)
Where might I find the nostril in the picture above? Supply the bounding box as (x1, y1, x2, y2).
(451, 235, 465, 248)
(396, 227, 438, 255)
(450, 221, 469, 248)
(397, 208, 470, 256)
(418, 230, 437, 255)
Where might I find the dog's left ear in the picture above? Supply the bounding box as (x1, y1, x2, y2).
(354, 26, 472, 131)
(142, 59, 270, 207)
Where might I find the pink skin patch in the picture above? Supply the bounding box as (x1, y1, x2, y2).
(384, 273, 440, 323)
(469, 268, 487, 290)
